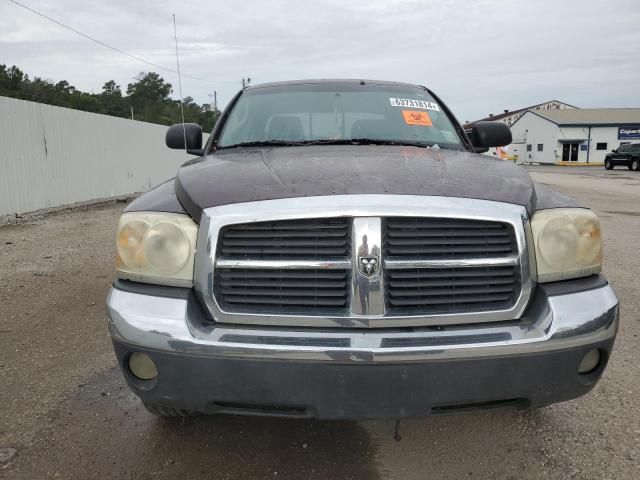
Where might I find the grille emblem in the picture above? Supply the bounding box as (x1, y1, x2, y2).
(359, 256, 379, 277)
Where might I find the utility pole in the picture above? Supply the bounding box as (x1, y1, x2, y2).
(242, 78, 245, 88)
(130, 106, 134, 120)
(214, 91, 217, 114)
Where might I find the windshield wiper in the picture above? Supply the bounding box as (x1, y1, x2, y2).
(305, 138, 439, 148)
(349, 139, 464, 150)
(217, 140, 308, 149)
(218, 138, 457, 150)
(353, 138, 432, 147)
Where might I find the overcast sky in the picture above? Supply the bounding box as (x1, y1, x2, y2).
(2, 0, 639, 122)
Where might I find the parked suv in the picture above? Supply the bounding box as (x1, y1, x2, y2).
(106, 80, 618, 419)
(604, 143, 640, 170)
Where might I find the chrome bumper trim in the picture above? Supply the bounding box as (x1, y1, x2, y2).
(106, 283, 618, 363)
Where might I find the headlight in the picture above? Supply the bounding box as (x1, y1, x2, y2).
(531, 208, 602, 283)
(116, 212, 198, 287)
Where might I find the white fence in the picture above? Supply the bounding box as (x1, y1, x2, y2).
(0, 96, 200, 217)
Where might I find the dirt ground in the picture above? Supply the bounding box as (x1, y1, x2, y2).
(1, 166, 639, 479)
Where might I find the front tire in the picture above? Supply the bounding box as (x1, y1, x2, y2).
(632, 158, 640, 171)
(604, 159, 613, 170)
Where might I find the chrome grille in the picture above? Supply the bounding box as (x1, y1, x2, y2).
(215, 218, 351, 314)
(385, 266, 519, 315)
(199, 196, 533, 328)
(215, 268, 350, 313)
(383, 217, 519, 315)
(219, 218, 350, 259)
(385, 217, 516, 258)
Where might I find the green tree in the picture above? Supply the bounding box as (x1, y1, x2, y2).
(25, 77, 59, 105)
(0, 65, 28, 98)
(0, 64, 220, 129)
(54, 80, 75, 97)
(102, 80, 120, 96)
(99, 80, 128, 118)
(126, 72, 173, 123)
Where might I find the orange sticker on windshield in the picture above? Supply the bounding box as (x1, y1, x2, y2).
(402, 110, 432, 126)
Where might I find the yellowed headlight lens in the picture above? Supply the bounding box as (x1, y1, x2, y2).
(532, 208, 602, 283)
(144, 221, 191, 274)
(117, 220, 149, 268)
(115, 212, 198, 286)
(538, 217, 579, 267)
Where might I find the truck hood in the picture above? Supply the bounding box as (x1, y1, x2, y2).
(175, 145, 537, 221)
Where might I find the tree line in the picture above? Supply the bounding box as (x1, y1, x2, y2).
(0, 65, 220, 131)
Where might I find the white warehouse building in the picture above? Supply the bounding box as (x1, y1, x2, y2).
(508, 108, 640, 165)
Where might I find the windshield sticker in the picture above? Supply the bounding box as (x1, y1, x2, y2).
(402, 110, 432, 126)
(389, 98, 440, 111)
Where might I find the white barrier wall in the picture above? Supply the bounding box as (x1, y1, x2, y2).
(0, 96, 202, 217)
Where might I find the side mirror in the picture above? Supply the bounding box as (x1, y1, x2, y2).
(611, 149, 617, 153)
(166, 123, 203, 154)
(469, 121, 512, 151)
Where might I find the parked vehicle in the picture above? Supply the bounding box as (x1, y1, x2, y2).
(604, 143, 640, 170)
(106, 80, 618, 419)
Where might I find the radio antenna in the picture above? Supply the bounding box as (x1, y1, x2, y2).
(173, 14, 187, 151)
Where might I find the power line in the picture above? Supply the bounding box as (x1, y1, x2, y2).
(7, 0, 238, 85)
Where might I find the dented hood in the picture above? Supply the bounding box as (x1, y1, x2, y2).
(175, 145, 537, 221)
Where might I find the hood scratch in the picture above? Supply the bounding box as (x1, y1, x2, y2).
(259, 150, 287, 188)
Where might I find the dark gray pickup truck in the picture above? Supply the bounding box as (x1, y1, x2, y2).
(106, 79, 618, 419)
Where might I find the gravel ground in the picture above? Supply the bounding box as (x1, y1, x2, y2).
(1, 166, 639, 479)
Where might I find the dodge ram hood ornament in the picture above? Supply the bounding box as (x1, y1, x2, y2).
(359, 255, 379, 277)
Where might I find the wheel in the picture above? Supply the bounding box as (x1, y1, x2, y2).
(632, 158, 640, 171)
(142, 401, 198, 417)
(604, 159, 613, 170)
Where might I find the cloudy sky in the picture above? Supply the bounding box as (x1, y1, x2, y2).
(2, 0, 639, 122)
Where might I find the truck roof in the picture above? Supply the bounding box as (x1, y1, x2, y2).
(245, 79, 424, 90)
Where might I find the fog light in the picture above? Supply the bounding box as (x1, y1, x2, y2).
(578, 349, 601, 374)
(129, 352, 158, 380)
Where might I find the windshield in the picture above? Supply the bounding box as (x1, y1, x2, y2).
(618, 144, 632, 152)
(217, 83, 464, 150)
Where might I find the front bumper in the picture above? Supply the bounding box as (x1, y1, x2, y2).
(106, 279, 619, 419)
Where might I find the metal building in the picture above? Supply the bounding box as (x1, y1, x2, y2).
(508, 108, 640, 165)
